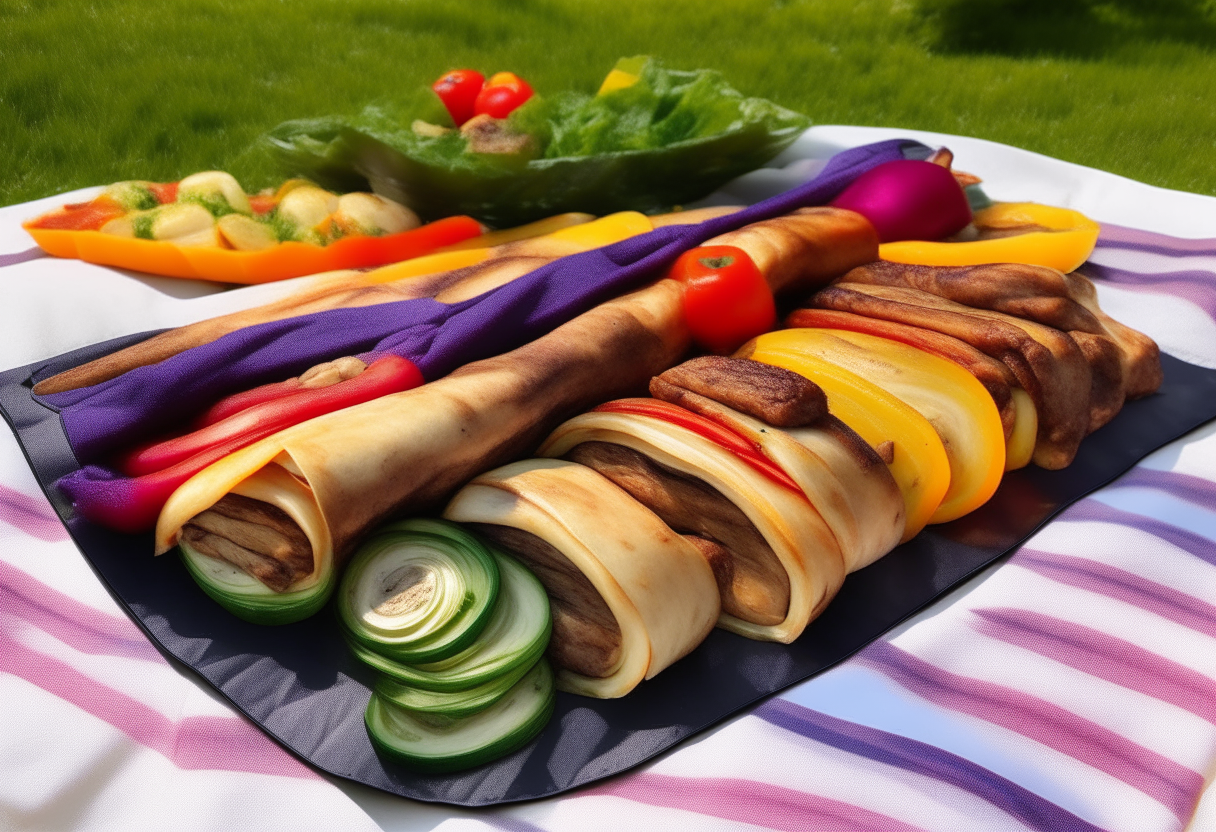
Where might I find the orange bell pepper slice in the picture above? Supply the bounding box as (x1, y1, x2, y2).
(23, 214, 483, 284)
(879, 202, 1100, 274)
(739, 336, 951, 541)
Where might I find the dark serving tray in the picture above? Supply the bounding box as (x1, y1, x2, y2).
(4, 332, 1215, 807)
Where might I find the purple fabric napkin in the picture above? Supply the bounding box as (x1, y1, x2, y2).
(43, 139, 924, 465)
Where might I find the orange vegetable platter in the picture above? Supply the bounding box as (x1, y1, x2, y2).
(23, 171, 485, 283)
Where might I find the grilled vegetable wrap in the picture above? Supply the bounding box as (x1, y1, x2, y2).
(154, 278, 691, 621)
(538, 406, 853, 644)
(443, 459, 720, 698)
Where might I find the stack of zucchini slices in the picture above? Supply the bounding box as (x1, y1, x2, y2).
(338, 519, 553, 773)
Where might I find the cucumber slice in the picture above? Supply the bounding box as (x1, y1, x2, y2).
(180, 541, 334, 625)
(374, 655, 533, 719)
(350, 549, 550, 691)
(338, 519, 500, 664)
(366, 658, 555, 773)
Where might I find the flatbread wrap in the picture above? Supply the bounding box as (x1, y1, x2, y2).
(443, 459, 720, 698)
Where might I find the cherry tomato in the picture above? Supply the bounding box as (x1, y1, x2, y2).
(472, 71, 534, 119)
(432, 69, 485, 126)
(667, 244, 776, 355)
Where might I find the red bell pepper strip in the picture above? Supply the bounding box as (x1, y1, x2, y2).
(148, 182, 178, 204)
(433, 69, 486, 126)
(667, 245, 776, 355)
(28, 196, 127, 232)
(193, 377, 303, 428)
(593, 398, 802, 495)
(115, 355, 424, 478)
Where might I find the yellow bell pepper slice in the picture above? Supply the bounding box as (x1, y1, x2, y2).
(598, 56, 647, 95)
(879, 202, 1100, 274)
(436, 212, 595, 251)
(739, 338, 951, 542)
(751, 328, 1006, 525)
(1006, 388, 1038, 471)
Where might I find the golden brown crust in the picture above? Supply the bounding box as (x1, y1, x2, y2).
(705, 206, 880, 296)
(651, 356, 828, 428)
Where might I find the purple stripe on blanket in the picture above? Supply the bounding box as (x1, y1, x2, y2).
(0, 483, 68, 542)
(860, 641, 1203, 821)
(1079, 262, 1216, 324)
(480, 818, 547, 832)
(972, 608, 1216, 724)
(1097, 224, 1216, 259)
(756, 698, 1106, 832)
(1059, 499, 1216, 567)
(1108, 467, 1216, 512)
(41, 139, 919, 463)
(0, 247, 46, 268)
(1015, 550, 1216, 641)
(0, 629, 317, 779)
(585, 772, 927, 832)
(1, 561, 159, 662)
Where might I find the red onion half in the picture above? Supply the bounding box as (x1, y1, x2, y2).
(831, 159, 972, 243)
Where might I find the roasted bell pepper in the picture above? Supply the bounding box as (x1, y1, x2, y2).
(739, 337, 950, 541)
(879, 202, 1100, 273)
(667, 245, 776, 355)
(24, 213, 483, 284)
(747, 328, 1005, 525)
(593, 399, 802, 494)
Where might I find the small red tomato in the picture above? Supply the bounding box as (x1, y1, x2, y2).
(668, 244, 776, 355)
(432, 69, 485, 126)
(472, 71, 534, 119)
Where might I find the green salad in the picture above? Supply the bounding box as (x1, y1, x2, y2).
(266, 57, 810, 227)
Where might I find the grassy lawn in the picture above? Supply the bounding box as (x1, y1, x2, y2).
(4, 0, 1216, 207)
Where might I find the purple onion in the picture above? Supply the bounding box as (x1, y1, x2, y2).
(831, 159, 972, 243)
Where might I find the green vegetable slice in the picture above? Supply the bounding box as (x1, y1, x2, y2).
(180, 540, 334, 625)
(338, 519, 500, 664)
(366, 658, 555, 773)
(374, 655, 533, 719)
(350, 548, 550, 691)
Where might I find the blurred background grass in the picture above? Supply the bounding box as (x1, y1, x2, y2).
(3, 0, 1215, 207)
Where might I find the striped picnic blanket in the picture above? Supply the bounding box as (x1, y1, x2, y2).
(2, 126, 1214, 832)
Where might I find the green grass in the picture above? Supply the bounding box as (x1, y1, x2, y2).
(4, 0, 1216, 207)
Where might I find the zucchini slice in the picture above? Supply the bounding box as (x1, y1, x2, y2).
(338, 519, 500, 664)
(180, 540, 335, 625)
(350, 548, 550, 691)
(366, 658, 555, 773)
(374, 656, 533, 719)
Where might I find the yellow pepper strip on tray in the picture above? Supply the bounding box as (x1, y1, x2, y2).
(437, 212, 595, 251)
(738, 337, 950, 541)
(744, 327, 1006, 525)
(879, 202, 1100, 274)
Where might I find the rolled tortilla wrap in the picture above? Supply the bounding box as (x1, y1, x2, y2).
(537, 407, 850, 643)
(443, 459, 720, 699)
(154, 278, 689, 596)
